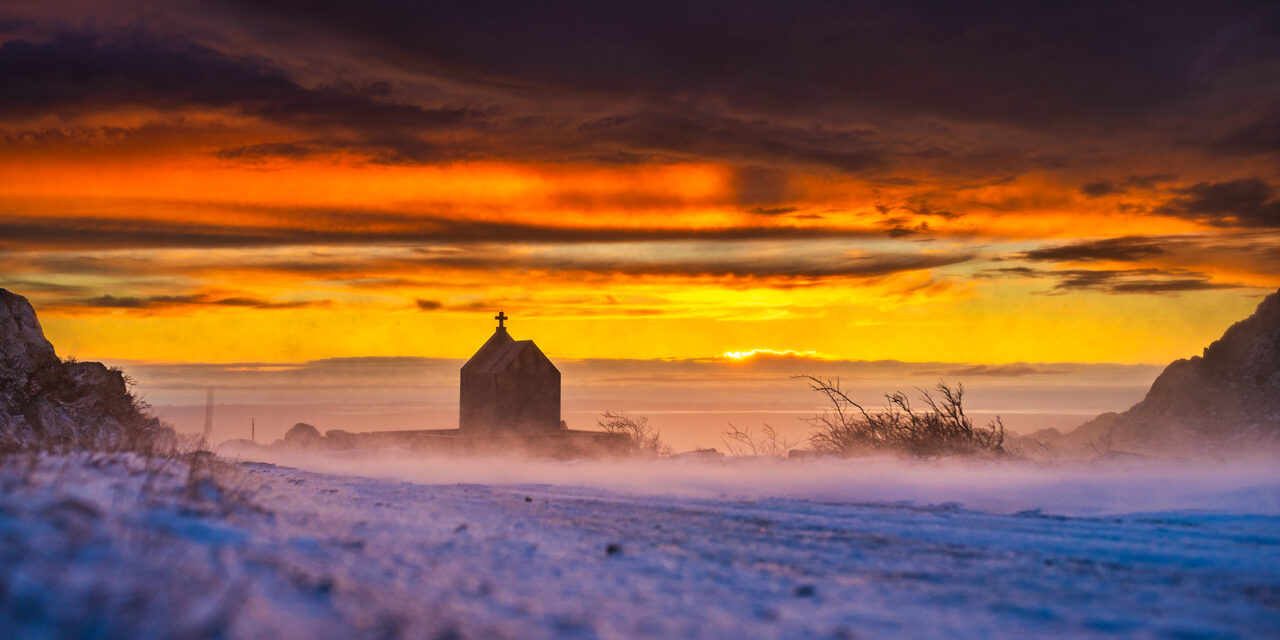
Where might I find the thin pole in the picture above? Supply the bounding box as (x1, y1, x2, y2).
(203, 388, 214, 443)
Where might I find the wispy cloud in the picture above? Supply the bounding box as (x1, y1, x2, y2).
(1022, 237, 1170, 263)
(1160, 179, 1280, 228)
(60, 293, 327, 312)
(982, 266, 1243, 295)
(913, 363, 1076, 377)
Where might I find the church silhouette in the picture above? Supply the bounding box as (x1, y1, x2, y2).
(459, 312, 562, 435)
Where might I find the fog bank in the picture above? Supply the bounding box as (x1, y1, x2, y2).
(226, 449, 1280, 518)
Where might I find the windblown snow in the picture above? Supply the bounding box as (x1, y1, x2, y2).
(2, 451, 1278, 639)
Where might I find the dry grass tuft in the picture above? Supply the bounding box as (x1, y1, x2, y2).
(798, 375, 1006, 458)
(597, 411, 674, 456)
(721, 424, 798, 457)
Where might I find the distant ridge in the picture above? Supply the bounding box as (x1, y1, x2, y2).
(1051, 288, 1280, 457)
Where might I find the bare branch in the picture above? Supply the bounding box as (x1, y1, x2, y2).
(799, 376, 1005, 458)
(597, 411, 673, 456)
(721, 423, 798, 458)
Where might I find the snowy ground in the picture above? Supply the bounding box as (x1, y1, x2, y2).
(2, 451, 1279, 639)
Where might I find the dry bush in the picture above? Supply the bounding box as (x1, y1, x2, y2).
(797, 375, 1005, 457)
(597, 411, 674, 456)
(721, 423, 798, 457)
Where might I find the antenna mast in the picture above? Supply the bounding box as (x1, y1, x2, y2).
(202, 388, 214, 444)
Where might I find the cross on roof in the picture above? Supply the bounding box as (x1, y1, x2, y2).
(495, 310, 508, 329)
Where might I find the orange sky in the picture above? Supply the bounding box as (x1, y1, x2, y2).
(2, 2, 1278, 367)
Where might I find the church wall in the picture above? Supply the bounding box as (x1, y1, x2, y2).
(459, 346, 561, 435)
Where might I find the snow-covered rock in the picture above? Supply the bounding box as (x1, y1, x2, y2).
(0, 288, 173, 449)
(24, 399, 77, 441)
(283, 423, 323, 447)
(323, 429, 357, 449)
(0, 288, 57, 372)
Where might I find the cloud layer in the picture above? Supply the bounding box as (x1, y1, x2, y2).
(1, 1, 1278, 363)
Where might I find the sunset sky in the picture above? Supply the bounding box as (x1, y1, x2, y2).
(3, 1, 1278, 376)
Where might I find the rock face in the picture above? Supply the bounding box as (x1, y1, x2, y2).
(283, 423, 323, 447)
(0, 290, 58, 372)
(1065, 288, 1280, 456)
(0, 289, 172, 449)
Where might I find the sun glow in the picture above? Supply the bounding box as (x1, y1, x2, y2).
(721, 349, 822, 360)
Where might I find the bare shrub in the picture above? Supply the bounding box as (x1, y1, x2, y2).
(797, 375, 1005, 457)
(597, 411, 673, 456)
(721, 423, 798, 457)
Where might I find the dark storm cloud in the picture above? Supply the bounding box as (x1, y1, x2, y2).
(982, 265, 1242, 294)
(0, 26, 886, 171)
(76, 293, 320, 310)
(221, 244, 974, 282)
(1212, 115, 1280, 156)
(0, 215, 308, 250)
(2, 236, 973, 286)
(1022, 237, 1170, 262)
(1124, 175, 1178, 190)
(1074, 175, 1183, 199)
(408, 247, 975, 280)
(1161, 178, 1280, 228)
(214, 142, 316, 161)
(80, 294, 202, 309)
(1080, 182, 1123, 198)
(574, 112, 880, 172)
(222, 0, 1280, 130)
(982, 266, 1037, 277)
(6, 2, 1276, 174)
(1085, 275, 1239, 294)
(0, 26, 889, 169)
(749, 207, 800, 216)
(0, 30, 486, 135)
(0, 207, 902, 252)
(214, 137, 446, 165)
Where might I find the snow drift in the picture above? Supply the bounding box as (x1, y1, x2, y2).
(224, 448, 1280, 517)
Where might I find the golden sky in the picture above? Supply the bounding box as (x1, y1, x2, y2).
(2, 1, 1278, 366)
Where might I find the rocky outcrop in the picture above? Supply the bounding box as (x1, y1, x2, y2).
(1053, 289, 1280, 457)
(1, 291, 58, 415)
(283, 423, 323, 447)
(324, 429, 358, 449)
(0, 290, 58, 368)
(0, 289, 173, 449)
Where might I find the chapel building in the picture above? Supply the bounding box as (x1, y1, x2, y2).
(458, 312, 562, 436)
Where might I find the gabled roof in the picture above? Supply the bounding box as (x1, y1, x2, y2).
(462, 329, 557, 375)
(461, 328, 513, 374)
